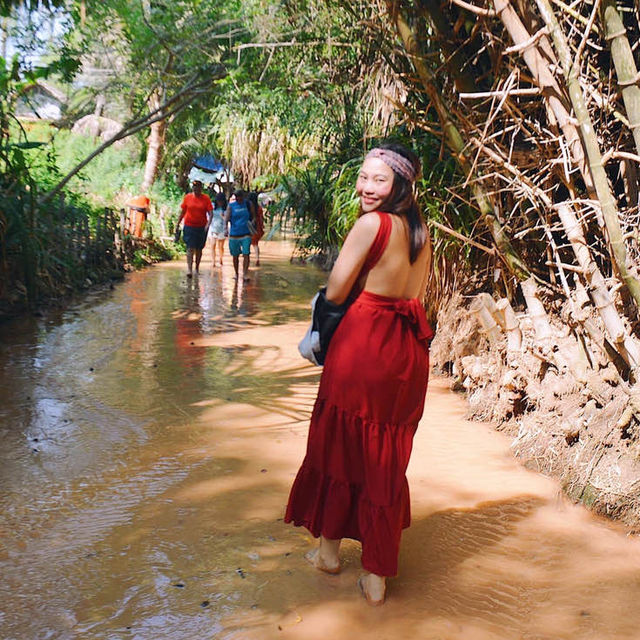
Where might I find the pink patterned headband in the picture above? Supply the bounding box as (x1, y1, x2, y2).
(365, 148, 417, 182)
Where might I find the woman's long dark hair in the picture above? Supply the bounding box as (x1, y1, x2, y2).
(364, 142, 426, 264)
(214, 192, 228, 209)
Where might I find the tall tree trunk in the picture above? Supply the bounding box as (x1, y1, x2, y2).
(417, 0, 477, 93)
(141, 91, 167, 193)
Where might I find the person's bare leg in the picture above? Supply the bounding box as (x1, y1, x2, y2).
(358, 573, 386, 605)
(218, 239, 224, 265)
(195, 249, 203, 273)
(186, 248, 194, 276)
(211, 241, 217, 268)
(305, 536, 341, 574)
(242, 254, 250, 281)
(255, 244, 260, 266)
(232, 255, 240, 279)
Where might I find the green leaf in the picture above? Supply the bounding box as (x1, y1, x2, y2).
(12, 141, 47, 150)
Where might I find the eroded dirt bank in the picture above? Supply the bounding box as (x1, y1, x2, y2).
(2, 244, 640, 639)
(431, 291, 640, 527)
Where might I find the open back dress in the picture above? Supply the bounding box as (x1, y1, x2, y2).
(285, 212, 433, 577)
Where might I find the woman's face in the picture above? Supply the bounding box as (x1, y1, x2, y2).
(356, 157, 395, 213)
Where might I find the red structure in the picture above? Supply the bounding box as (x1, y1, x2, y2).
(125, 195, 150, 237)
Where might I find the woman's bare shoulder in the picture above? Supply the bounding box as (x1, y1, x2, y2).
(348, 213, 380, 244)
(354, 211, 381, 229)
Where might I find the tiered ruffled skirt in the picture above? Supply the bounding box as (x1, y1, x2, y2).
(285, 291, 432, 576)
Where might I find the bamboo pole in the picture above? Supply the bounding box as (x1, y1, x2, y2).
(384, 0, 530, 280)
(468, 133, 640, 369)
(601, 0, 640, 157)
(492, 0, 594, 194)
(535, 0, 640, 313)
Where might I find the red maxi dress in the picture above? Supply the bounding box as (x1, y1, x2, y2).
(285, 212, 434, 577)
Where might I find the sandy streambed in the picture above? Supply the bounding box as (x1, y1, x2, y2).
(1, 243, 640, 639)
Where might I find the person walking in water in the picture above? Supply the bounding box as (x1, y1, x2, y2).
(225, 189, 255, 281)
(284, 142, 433, 606)
(176, 180, 213, 277)
(249, 191, 265, 266)
(207, 192, 228, 267)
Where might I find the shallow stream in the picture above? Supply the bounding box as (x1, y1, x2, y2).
(2, 242, 640, 639)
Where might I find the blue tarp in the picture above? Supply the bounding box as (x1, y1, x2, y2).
(193, 154, 224, 173)
(189, 154, 234, 184)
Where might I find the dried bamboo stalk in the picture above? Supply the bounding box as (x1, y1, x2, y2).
(522, 277, 588, 382)
(492, 0, 594, 193)
(468, 132, 640, 369)
(536, 0, 640, 313)
(470, 294, 503, 344)
(521, 277, 553, 340)
(601, 0, 640, 156)
(496, 298, 523, 351)
(385, 0, 530, 279)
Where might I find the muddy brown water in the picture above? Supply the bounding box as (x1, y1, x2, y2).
(2, 241, 640, 640)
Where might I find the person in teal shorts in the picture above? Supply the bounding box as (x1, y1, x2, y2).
(225, 189, 255, 281)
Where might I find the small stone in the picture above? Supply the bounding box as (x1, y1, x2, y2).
(173, 582, 185, 588)
(260, 468, 267, 473)
(236, 568, 246, 579)
(89, 367, 94, 372)
(32, 448, 39, 453)
(200, 600, 209, 608)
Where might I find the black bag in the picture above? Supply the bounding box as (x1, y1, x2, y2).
(174, 227, 181, 243)
(299, 287, 351, 365)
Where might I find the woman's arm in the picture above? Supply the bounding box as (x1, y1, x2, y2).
(325, 213, 380, 304)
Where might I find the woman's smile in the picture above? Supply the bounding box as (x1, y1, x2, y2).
(356, 157, 395, 213)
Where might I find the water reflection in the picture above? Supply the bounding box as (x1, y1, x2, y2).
(0, 243, 325, 639)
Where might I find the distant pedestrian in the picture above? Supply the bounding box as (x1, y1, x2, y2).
(208, 192, 228, 267)
(249, 192, 265, 266)
(176, 180, 213, 277)
(225, 189, 255, 281)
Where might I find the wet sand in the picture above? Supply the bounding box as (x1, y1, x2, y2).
(2, 242, 640, 639)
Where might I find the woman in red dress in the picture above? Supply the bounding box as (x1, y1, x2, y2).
(285, 143, 433, 605)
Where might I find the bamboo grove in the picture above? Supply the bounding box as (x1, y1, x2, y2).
(349, 0, 640, 516)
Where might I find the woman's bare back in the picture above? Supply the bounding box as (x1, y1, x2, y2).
(362, 214, 431, 300)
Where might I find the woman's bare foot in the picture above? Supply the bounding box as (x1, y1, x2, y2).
(304, 547, 340, 575)
(358, 573, 386, 606)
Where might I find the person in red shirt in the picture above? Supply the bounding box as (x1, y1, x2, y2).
(176, 180, 213, 277)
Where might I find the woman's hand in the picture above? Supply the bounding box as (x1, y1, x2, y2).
(325, 213, 380, 305)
